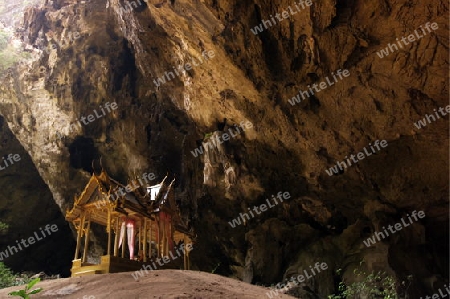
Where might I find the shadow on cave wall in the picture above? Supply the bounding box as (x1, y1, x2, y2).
(0, 116, 75, 276)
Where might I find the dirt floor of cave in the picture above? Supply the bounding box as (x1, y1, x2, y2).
(0, 270, 296, 299)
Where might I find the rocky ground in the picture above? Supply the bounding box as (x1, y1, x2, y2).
(0, 270, 295, 299)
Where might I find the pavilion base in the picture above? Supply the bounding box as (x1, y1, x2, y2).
(71, 255, 146, 277)
(71, 254, 186, 277)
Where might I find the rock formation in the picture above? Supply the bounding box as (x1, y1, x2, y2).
(0, 0, 447, 297)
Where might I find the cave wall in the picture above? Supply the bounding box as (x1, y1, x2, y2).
(0, 0, 447, 297)
(0, 116, 74, 276)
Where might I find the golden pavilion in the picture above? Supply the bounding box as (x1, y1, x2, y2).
(65, 165, 194, 277)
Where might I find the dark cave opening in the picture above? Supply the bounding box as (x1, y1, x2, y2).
(68, 136, 99, 173)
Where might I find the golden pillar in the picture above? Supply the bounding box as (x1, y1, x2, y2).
(82, 214, 91, 263)
(74, 213, 85, 260)
(107, 209, 111, 255)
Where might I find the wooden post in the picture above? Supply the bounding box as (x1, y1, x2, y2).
(187, 249, 190, 270)
(121, 220, 126, 258)
(143, 219, 147, 262)
(107, 209, 111, 256)
(82, 214, 91, 263)
(138, 221, 142, 252)
(114, 216, 119, 257)
(165, 226, 169, 256)
(162, 215, 167, 257)
(156, 216, 161, 257)
(137, 219, 142, 261)
(74, 214, 84, 260)
(149, 219, 152, 259)
(185, 234, 191, 270)
(161, 217, 164, 258)
(165, 216, 169, 256)
(170, 219, 175, 253)
(183, 234, 187, 270)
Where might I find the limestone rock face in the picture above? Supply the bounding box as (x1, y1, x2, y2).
(0, 0, 447, 297)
